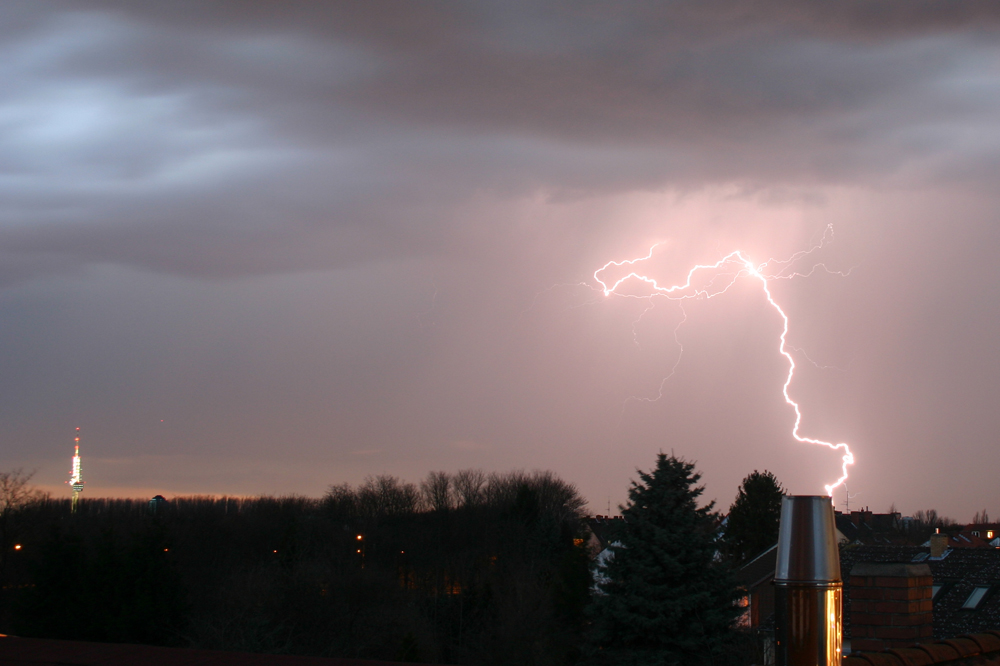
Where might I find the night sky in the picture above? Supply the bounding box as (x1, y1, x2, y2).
(3, 2, 1000, 520)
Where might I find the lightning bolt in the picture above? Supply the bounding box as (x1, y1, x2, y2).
(593, 225, 854, 496)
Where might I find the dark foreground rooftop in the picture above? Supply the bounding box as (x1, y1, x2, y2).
(844, 631, 1000, 665)
(842, 545, 1000, 640)
(0, 635, 429, 666)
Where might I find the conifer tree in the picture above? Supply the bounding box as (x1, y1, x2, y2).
(722, 469, 784, 565)
(588, 453, 740, 666)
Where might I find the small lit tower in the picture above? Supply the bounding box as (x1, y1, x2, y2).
(68, 428, 84, 511)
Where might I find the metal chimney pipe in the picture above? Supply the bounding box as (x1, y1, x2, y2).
(773, 495, 843, 666)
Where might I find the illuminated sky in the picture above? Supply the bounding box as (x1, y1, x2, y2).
(3, 2, 1000, 520)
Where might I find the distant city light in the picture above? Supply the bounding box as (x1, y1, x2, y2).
(356, 535, 363, 540)
(13, 544, 21, 550)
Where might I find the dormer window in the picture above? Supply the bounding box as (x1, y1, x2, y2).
(963, 586, 990, 610)
(973, 531, 980, 537)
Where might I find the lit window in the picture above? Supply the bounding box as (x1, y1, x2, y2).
(989, 531, 995, 539)
(735, 594, 751, 628)
(963, 586, 990, 609)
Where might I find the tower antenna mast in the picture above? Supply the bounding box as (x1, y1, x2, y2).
(68, 428, 84, 512)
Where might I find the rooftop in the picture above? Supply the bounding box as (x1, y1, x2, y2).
(842, 544, 1000, 640)
(843, 631, 1000, 665)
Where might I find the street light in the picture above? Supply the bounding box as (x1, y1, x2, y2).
(356, 534, 365, 568)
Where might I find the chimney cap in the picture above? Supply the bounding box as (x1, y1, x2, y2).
(775, 495, 841, 583)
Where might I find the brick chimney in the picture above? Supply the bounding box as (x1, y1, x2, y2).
(929, 532, 948, 558)
(849, 562, 933, 653)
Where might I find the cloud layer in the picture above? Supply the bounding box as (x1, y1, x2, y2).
(3, 2, 1000, 519)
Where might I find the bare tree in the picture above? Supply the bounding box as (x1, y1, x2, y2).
(323, 483, 358, 520)
(0, 469, 47, 578)
(972, 509, 991, 525)
(420, 471, 453, 512)
(913, 509, 939, 529)
(453, 469, 486, 508)
(483, 470, 524, 507)
(909, 508, 960, 543)
(357, 475, 419, 520)
(524, 469, 587, 524)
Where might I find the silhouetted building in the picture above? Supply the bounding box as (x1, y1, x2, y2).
(834, 508, 903, 544)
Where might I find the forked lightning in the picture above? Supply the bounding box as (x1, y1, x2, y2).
(592, 226, 854, 495)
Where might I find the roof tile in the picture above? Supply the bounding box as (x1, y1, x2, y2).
(941, 637, 980, 658)
(885, 647, 935, 666)
(852, 653, 906, 666)
(963, 632, 1000, 653)
(914, 643, 961, 662)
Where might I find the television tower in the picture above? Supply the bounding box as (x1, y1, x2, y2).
(68, 428, 84, 511)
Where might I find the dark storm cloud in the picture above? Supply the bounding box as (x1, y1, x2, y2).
(1, 1, 999, 284)
(4, 2, 1000, 519)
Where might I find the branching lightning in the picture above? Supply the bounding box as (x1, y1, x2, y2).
(593, 225, 854, 495)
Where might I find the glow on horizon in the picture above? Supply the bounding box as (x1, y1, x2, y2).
(593, 226, 854, 495)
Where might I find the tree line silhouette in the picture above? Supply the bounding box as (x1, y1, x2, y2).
(0, 469, 590, 665)
(1, 464, 966, 665)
